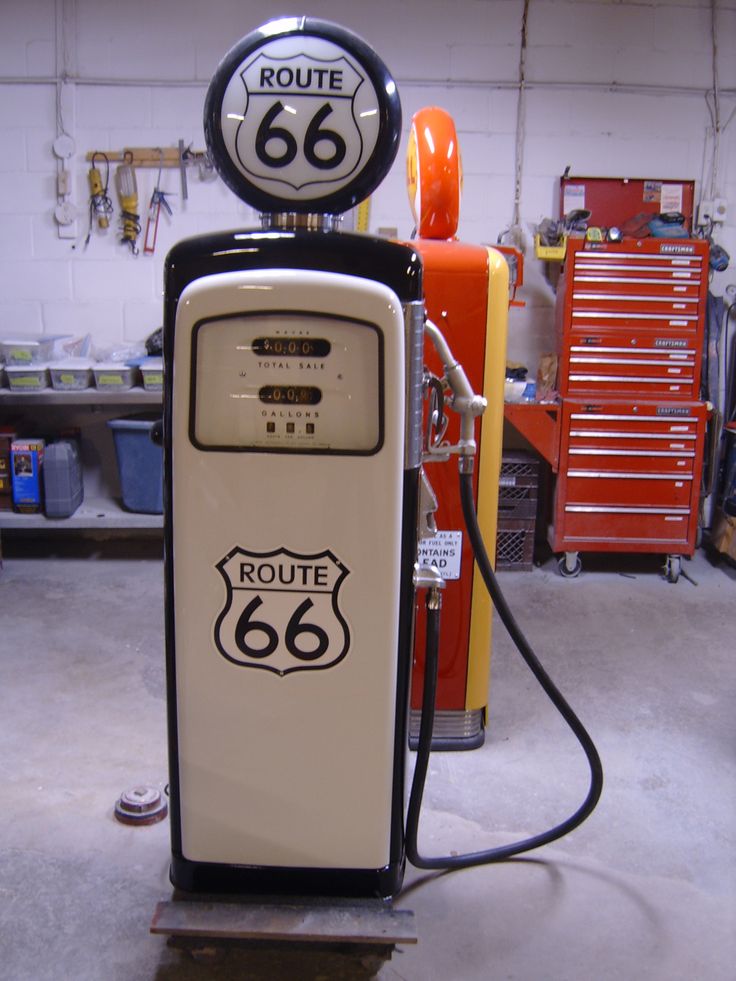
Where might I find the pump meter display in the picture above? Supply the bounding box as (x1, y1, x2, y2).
(191, 312, 382, 452)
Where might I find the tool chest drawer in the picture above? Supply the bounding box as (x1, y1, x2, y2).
(560, 506, 691, 545)
(569, 307, 700, 332)
(565, 346, 698, 397)
(567, 409, 699, 441)
(564, 471, 693, 508)
(567, 448, 695, 474)
(571, 247, 705, 285)
(571, 275, 701, 299)
(564, 333, 699, 397)
(571, 290, 701, 316)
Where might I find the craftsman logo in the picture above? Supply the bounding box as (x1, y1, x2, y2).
(654, 338, 688, 348)
(656, 406, 691, 416)
(660, 244, 695, 255)
(232, 51, 367, 192)
(214, 546, 350, 675)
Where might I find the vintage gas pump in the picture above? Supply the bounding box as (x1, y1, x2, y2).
(163, 16, 603, 907)
(163, 17, 424, 899)
(406, 107, 509, 750)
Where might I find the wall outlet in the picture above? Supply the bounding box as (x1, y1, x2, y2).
(712, 198, 728, 223)
(57, 220, 77, 240)
(57, 169, 71, 196)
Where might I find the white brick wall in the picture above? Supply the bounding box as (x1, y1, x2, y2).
(0, 0, 733, 377)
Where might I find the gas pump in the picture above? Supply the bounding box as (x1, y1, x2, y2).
(405, 106, 510, 751)
(164, 17, 424, 898)
(163, 16, 602, 904)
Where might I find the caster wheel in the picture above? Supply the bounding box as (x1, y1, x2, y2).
(558, 553, 582, 578)
(664, 555, 681, 583)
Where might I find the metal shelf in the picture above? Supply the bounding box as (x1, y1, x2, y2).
(1, 386, 163, 534)
(0, 497, 162, 531)
(0, 386, 161, 407)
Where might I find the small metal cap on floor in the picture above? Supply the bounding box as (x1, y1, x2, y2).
(114, 785, 168, 826)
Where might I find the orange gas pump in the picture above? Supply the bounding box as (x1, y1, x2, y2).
(405, 107, 509, 749)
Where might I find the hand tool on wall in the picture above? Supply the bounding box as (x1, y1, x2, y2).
(83, 152, 114, 249)
(144, 150, 174, 255)
(178, 139, 188, 201)
(115, 152, 141, 254)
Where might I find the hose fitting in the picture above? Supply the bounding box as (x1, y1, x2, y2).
(423, 318, 486, 464)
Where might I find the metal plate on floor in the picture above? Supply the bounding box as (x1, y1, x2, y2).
(150, 896, 417, 946)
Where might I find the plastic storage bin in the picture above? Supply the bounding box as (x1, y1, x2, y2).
(43, 440, 84, 518)
(5, 364, 50, 391)
(107, 414, 163, 513)
(139, 357, 163, 391)
(94, 362, 136, 392)
(49, 359, 94, 391)
(0, 334, 71, 365)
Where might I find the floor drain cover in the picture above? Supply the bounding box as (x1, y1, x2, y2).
(115, 785, 168, 826)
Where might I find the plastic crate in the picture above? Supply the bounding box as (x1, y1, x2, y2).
(498, 451, 539, 520)
(495, 517, 535, 570)
(107, 414, 163, 513)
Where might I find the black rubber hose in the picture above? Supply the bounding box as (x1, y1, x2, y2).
(405, 471, 604, 870)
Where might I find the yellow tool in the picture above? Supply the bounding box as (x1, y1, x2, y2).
(356, 197, 371, 233)
(82, 153, 114, 249)
(115, 152, 141, 254)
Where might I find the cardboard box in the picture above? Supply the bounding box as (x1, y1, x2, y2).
(712, 509, 736, 562)
(10, 439, 45, 512)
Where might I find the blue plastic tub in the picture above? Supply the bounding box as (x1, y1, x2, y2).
(107, 414, 163, 514)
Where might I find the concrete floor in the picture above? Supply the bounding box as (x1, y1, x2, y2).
(0, 538, 734, 980)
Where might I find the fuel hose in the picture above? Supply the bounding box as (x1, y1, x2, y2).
(405, 471, 604, 870)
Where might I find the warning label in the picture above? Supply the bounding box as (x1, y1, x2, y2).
(417, 531, 463, 580)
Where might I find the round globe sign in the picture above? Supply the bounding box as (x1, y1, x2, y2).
(407, 106, 462, 240)
(204, 18, 402, 215)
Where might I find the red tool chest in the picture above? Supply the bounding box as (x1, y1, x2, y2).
(551, 237, 709, 578)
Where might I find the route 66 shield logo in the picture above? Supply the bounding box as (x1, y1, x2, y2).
(234, 51, 366, 193)
(214, 546, 351, 676)
(205, 18, 401, 213)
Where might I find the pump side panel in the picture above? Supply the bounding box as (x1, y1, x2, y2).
(170, 269, 405, 872)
